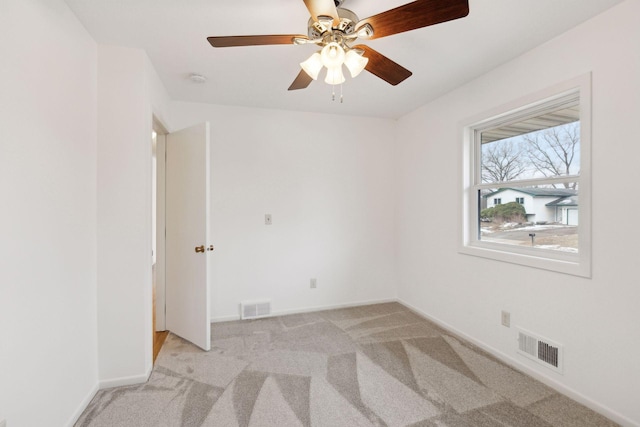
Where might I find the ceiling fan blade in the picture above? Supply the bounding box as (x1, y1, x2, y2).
(353, 44, 412, 86)
(288, 70, 314, 91)
(207, 35, 308, 48)
(303, 0, 340, 26)
(356, 0, 469, 40)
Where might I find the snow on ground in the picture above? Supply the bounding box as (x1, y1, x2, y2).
(481, 223, 576, 234)
(536, 245, 578, 253)
(511, 224, 575, 232)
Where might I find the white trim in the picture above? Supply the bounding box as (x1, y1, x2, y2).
(155, 132, 167, 331)
(210, 298, 398, 323)
(398, 299, 638, 427)
(64, 383, 99, 427)
(459, 73, 592, 277)
(98, 367, 152, 390)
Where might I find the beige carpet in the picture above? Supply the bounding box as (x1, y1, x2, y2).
(76, 302, 618, 426)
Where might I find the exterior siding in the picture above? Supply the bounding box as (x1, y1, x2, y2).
(485, 189, 576, 224)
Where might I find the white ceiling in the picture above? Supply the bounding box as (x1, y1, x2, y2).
(64, 0, 624, 119)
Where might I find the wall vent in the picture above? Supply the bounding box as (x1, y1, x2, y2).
(240, 300, 272, 320)
(517, 328, 563, 373)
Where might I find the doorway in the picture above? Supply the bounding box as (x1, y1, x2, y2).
(152, 121, 168, 362)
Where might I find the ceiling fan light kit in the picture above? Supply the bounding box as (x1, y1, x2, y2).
(300, 52, 324, 80)
(344, 49, 368, 78)
(320, 42, 345, 69)
(325, 66, 345, 85)
(207, 0, 469, 95)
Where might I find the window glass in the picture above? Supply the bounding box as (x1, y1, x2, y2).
(478, 110, 580, 254)
(480, 183, 579, 253)
(481, 120, 580, 184)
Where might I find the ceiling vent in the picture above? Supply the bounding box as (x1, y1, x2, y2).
(517, 328, 563, 374)
(240, 300, 272, 320)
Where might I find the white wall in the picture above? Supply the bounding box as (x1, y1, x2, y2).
(169, 103, 398, 320)
(0, 0, 99, 426)
(395, 1, 640, 425)
(96, 45, 171, 387)
(3, 1, 636, 425)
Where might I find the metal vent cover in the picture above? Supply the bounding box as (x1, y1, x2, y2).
(240, 300, 272, 320)
(517, 328, 563, 373)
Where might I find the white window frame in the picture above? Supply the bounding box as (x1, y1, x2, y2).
(460, 74, 591, 277)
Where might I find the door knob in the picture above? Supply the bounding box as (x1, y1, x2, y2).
(207, 245, 214, 251)
(195, 245, 205, 253)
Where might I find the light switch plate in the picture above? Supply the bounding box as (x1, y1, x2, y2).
(501, 311, 511, 327)
(265, 214, 272, 225)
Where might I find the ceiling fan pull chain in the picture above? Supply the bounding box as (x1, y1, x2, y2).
(330, 83, 344, 103)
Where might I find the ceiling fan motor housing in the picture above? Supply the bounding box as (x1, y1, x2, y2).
(307, 8, 358, 39)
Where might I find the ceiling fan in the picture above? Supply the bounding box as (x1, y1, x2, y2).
(207, 0, 469, 91)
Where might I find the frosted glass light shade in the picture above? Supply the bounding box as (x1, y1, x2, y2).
(344, 50, 369, 78)
(300, 52, 323, 80)
(324, 66, 345, 85)
(320, 42, 345, 69)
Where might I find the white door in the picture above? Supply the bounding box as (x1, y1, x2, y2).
(165, 122, 211, 351)
(567, 208, 579, 226)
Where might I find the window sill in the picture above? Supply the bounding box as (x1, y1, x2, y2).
(459, 242, 591, 278)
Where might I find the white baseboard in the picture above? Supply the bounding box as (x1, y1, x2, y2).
(397, 299, 639, 427)
(98, 367, 152, 390)
(65, 383, 99, 427)
(210, 297, 399, 323)
(65, 368, 154, 426)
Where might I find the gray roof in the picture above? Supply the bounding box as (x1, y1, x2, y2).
(484, 187, 577, 198)
(546, 196, 579, 207)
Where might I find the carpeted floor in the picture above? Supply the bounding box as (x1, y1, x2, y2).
(76, 302, 618, 426)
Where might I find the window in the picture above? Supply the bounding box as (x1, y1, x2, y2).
(461, 75, 591, 277)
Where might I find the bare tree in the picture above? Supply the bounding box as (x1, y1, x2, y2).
(523, 122, 580, 188)
(481, 139, 527, 183)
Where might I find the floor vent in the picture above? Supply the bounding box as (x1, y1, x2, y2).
(517, 328, 563, 373)
(240, 300, 272, 320)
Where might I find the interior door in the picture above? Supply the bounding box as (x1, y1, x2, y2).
(165, 122, 211, 351)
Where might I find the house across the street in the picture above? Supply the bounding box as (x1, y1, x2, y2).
(484, 187, 579, 225)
